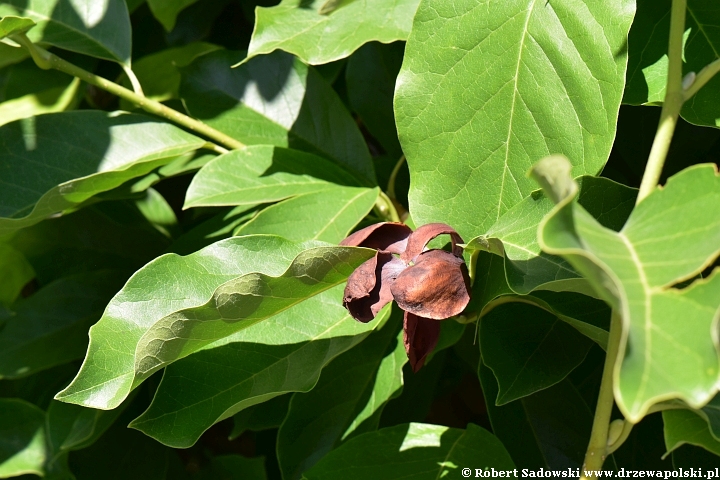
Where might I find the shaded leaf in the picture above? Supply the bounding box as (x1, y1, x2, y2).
(56, 236, 375, 410)
(481, 301, 593, 405)
(395, 0, 635, 239)
(246, 0, 421, 65)
(0, 111, 204, 236)
(230, 394, 291, 440)
(185, 145, 361, 208)
(0, 398, 45, 477)
(193, 455, 267, 480)
(0, 243, 34, 307)
(278, 313, 405, 480)
(129, 287, 387, 447)
(302, 423, 514, 479)
(0, 0, 132, 65)
(0, 77, 81, 127)
(235, 187, 378, 243)
(0, 16, 35, 39)
(534, 159, 720, 421)
(181, 50, 375, 184)
(663, 410, 720, 458)
(147, 0, 200, 31)
(0, 270, 126, 379)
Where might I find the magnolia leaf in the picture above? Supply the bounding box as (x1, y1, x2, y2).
(246, 0, 421, 65)
(663, 410, 720, 458)
(0, 398, 46, 477)
(481, 301, 593, 405)
(534, 158, 720, 422)
(0, 111, 205, 237)
(395, 0, 635, 239)
(230, 395, 291, 440)
(0, 15, 35, 39)
(55, 236, 375, 410)
(0, 77, 81, 127)
(0, 0, 132, 65)
(181, 50, 375, 185)
(278, 314, 405, 480)
(185, 145, 361, 208)
(129, 288, 388, 448)
(0, 243, 34, 307)
(624, 0, 720, 127)
(147, 0, 200, 31)
(302, 423, 515, 479)
(0, 270, 125, 379)
(235, 187, 379, 243)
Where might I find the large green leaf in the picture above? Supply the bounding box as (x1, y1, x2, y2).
(147, 0, 199, 31)
(302, 423, 515, 479)
(0, 111, 204, 236)
(0, 243, 33, 307)
(55, 236, 375, 410)
(129, 287, 387, 448)
(0, 0, 132, 65)
(663, 410, 720, 458)
(395, 0, 635, 239)
(235, 187, 378, 243)
(180, 50, 375, 185)
(534, 158, 720, 422)
(246, 0, 421, 65)
(184, 145, 361, 208)
(624, 0, 720, 127)
(0, 15, 35, 39)
(0, 270, 125, 379)
(230, 394, 291, 439)
(0, 398, 45, 477)
(481, 301, 593, 405)
(278, 314, 405, 480)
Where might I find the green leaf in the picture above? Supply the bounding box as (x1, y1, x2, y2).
(624, 0, 720, 127)
(0, 270, 126, 379)
(663, 410, 720, 458)
(180, 50, 375, 185)
(479, 364, 593, 469)
(0, 15, 35, 39)
(0, 243, 34, 306)
(0, 77, 81, 127)
(0, 0, 132, 65)
(346, 42, 404, 158)
(246, 0, 421, 65)
(55, 236, 375, 410)
(129, 287, 386, 447)
(168, 205, 260, 256)
(185, 145, 362, 208)
(235, 187, 379, 243)
(0, 111, 205, 237)
(302, 423, 515, 479)
(230, 394, 291, 440)
(119, 42, 220, 108)
(0, 398, 46, 477)
(481, 301, 593, 405)
(278, 312, 405, 480)
(534, 158, 720, 422)
(395, 0, 635, 239)
(0, 43, 28, 70)
(134, 188, 179, 238)
(147, 0, 199, 31)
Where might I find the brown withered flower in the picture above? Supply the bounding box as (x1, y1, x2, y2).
(340, 223, 471, 372)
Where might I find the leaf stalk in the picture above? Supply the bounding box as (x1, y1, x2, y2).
(11, 33, 245, 151)
(636, 0, 687, 203)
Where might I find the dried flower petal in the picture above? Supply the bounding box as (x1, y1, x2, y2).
(391, 249, 471, 319)
(403, 312, 441, 372)
(401, 223, 463, 262)
(343, 253, 404, 322)
(340, 222, 412, 254)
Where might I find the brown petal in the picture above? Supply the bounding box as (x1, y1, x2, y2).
(343, 253, 404, 322)
(401, 223, 463, 263)
(403, 312, 441, 372)
(391, 249, 471, 319)
(340, 222, 412, 254)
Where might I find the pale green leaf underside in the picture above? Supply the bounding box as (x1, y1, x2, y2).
(0, 15, 35, 39)
(55, 235, 375, 410)
(302, 423, 515, 479)
(185, 145, 361, 208)
(537, 161, 720, 421)
(0, 111, 205, 236)
(395, 0, 634, 240)
(235, 187, 379, 244)
(129, 287, 387, 448)
(0, 0, 131, 65)
(247, 0, 421, 65)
